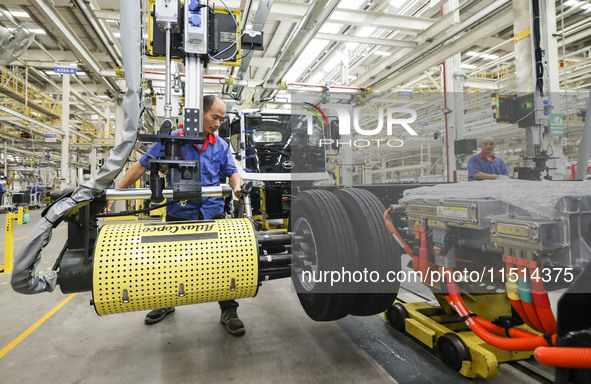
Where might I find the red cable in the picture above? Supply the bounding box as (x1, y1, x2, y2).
(528, 266, 557, 334)
(419, 230, 429, 283)
(445, 277, 556, 351)
(535, 347, 591, 368)
(383, 208, 414, 257)
(504, 258, 538, 331)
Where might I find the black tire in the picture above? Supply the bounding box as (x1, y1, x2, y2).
(386, 303, 409, 332)
(333, 188, 401, 316)
(291, 189, 358, 321)
(436, 333, 471, 371)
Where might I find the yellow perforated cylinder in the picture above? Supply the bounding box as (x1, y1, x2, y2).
(92, 219, 259, 315)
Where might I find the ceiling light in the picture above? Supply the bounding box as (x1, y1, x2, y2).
(8, 10, 30, 18)
(8, 27, 46, 35)
(356, 26, 376, 38)
(323, 54, 343, 72)
(389, 0, 408, 8)
(374, 51, 392, 57)
(346, 42, 359, 51)
(283, 39, 330, 83)
(481, 53, 499, 60)
(307, 73, 325, 85)
(461, 63, 477, 69)
(319, 23, 342, 34)
(338, 0, 362, 10)
(22, 28, 45, 34)
(564, 0, 584, 6)
(466, 51, 498, 60)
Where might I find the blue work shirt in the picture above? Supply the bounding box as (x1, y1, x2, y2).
(139, 132, 237, 219)
(467, 152, 509, 181)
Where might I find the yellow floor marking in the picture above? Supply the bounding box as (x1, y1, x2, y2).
(0, 293, 77, 360)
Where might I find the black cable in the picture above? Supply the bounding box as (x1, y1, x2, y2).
(96, 199, 179, 218)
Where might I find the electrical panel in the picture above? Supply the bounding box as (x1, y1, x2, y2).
(184, 0, 208, 54)
(492, 93, 535, 127)
(154, 0, 179, 24)
(208, 8, 242, 65)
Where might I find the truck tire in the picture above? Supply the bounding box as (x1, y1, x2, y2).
(291, 189, 358, 321)
(333, 188, 400, 316)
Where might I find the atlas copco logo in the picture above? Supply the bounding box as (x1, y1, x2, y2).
(302, 103, 418, 148)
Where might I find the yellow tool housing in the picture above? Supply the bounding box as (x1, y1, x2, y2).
(92, 218, 258, 315)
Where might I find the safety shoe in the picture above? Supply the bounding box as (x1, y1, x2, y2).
(220, 308, 245, 336)
(145, 307, 175, 324)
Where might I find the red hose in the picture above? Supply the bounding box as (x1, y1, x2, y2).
(504, 257, 540, 332)
(522, 301, 545, 333)
(473, 316, 538, 339)
(508, 298, 531, 329)
(528, 266, 557, 334)
(384, 209, 414, 257)
(411, 225, 422, 274)
(445, 278, 556, 351)
(535, 347, 591, 368)
(419, 230, 429, 283)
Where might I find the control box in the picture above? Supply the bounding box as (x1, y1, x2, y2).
(184, 0, 208, 54)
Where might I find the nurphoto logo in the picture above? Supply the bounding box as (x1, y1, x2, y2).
(301, 102, 418, 149)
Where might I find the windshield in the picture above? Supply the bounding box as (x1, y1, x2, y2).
(244, 113, 323, 147)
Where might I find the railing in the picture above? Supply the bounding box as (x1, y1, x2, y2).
(0, 66, 62, 118)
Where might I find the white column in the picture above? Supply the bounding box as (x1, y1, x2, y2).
(442, 0, 461, 182)
(3, 141, 7, 177)
(103, 106, 111, 139)
(341, 146, 353, 186)
(60, 73, 70, 190)
(513, 0, 540, 158)
(113, 96, 126, 210)
(90, 139, 97, 175)
(540, 0, 566, 179)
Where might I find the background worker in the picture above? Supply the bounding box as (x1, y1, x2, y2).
(108, 95, 246, 336)
(467, 137, 510, 181)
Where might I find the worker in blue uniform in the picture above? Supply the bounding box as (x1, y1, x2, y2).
(467, 137, 509, 181)
(108, 95, 245, 336)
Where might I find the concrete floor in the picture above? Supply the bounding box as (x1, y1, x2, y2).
(1, 209, 402, 384)
(0, 208, 552, 384)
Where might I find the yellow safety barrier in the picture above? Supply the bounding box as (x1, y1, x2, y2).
(2, 207, 29, 274)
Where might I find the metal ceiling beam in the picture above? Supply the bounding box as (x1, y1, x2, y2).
(94, 10, 120, 20)
(315, 33, 417, 48)
(376, 7, 513, 89)
(329, 9, 435, 32)
(0, 104, 92, 141)
(31, 0, 118, 93)
(232, 0, 274, 97)
(263, 0, 340, 88)
(73, 0, 123, 69)
(353, 0, 511, 90)
(21, 64, 110, 120)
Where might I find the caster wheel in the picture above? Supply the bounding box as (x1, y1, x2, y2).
(436, 332, 471, 371)
(386, 303, 409, 332)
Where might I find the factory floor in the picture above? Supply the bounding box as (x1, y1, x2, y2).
(0, 209, 552, 384)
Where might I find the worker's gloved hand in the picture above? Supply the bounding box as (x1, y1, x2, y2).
(496, 175, 510, 180)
